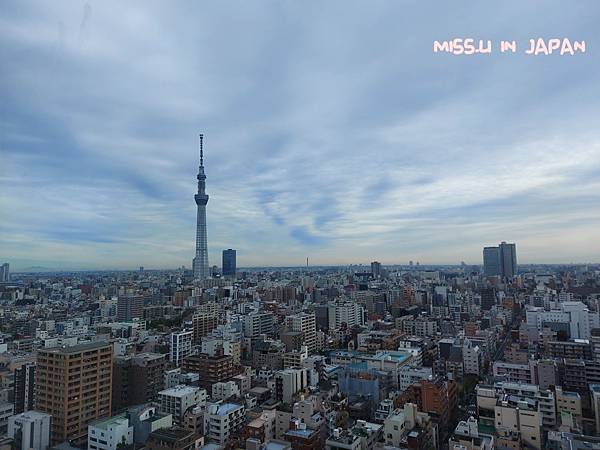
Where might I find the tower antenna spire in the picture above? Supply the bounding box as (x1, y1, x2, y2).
(199, 133, 204, 166)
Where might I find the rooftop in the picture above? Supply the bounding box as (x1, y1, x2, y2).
(40, 340, 111, 354)
(90, 413, 128, 430)
(159, 385, 202, 397)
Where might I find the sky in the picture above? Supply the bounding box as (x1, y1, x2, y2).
(1, 1, 600, 270)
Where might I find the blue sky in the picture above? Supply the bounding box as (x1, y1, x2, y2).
(1, 1, 600, 270)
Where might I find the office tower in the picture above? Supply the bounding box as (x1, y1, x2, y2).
(35, 342, 113, 445)
(483, 247, 501, 276)
(499, 241, 517, 278)
(8, 411, 51, 450)
(170, 330, 193, 367)
(483, 242, 517, 278)
(0, 263, 9, 282)
(222, 249, 236, 278)
(371, 261, 381, 278)
(192, 134, 210, 280)
(286, 313, 317, 355)
(116, 295, 144, 322)
(112, 353, 167, 412)
(13, 363, 35, 414)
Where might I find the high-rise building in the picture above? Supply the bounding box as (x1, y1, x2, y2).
(192, 134, 210, 280)
(116, 296, 144, 322)
(191, 313, 218, 344)
(483, 242, 517, 278)
(483, 247, 500, 276)
(170, 330, 194, 367)
(371, 261, 382, 278)
(13, 363, 35, 414)
(222, 249, 236, 278)
(34, 341, 113, 445)
(499, 241, 517, 278)
(0, 263, 9, 282)
(8, 411, 51, 450)
(286, 313, 317, 355)
(243, 312, 275, 339)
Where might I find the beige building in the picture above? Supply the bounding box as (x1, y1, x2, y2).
(494, 396, 542, 450)
(555, 387, 582, 431)
(35, 341, 113, 445)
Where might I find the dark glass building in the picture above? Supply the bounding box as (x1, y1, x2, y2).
(222, 249, 236, 278)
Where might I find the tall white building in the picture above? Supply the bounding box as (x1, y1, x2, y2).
(8, 411, 51, 450)
(170, 330, 194, 367)
(328, 302, 365, 331)
(274, 368, 309, 403)
(463, 340, 483, 376)
(88, 414, 133, 450)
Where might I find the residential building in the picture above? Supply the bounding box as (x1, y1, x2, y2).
(34, 341, 113, 445)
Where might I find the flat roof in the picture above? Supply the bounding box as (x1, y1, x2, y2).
(90, 414, 128, 430)
(40, 341, 111, 354)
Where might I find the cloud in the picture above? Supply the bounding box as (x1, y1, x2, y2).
(1, 0, 600, 269)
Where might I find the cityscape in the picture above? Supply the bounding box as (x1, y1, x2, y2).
(2, 2, 600, 450)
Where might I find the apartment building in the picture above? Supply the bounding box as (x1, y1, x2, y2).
(35, 341, 113, 445)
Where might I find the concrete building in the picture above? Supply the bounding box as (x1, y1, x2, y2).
(591, 384, 600, 435)
(87, 414, 133, 450)
(243, 312, 275, 339)
(158, 386, 207, 426)
(448, 417, 494, 450)
(463, 341, 482, 376)
(274, 368, 309, 404)
(117, 296, 144, 322)
(327, 302, 365, 331)
(285, 313, 317, 355)
(112, 353, 167, 412)
(383, 403, 435, 449)
(211, 381, 240, 401)
(13, 362, 35, 414)
(494, 395, 542, 450)
(146, 426, 203, 450)
(170, 330, 193, 368)
(203, 402, 245, 445)
(8, 411, 51, 450)
(127, 404, 173, 445)
(191, 313, 218, 344)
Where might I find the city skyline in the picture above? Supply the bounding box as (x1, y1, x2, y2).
(2, 1, 600, 270)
